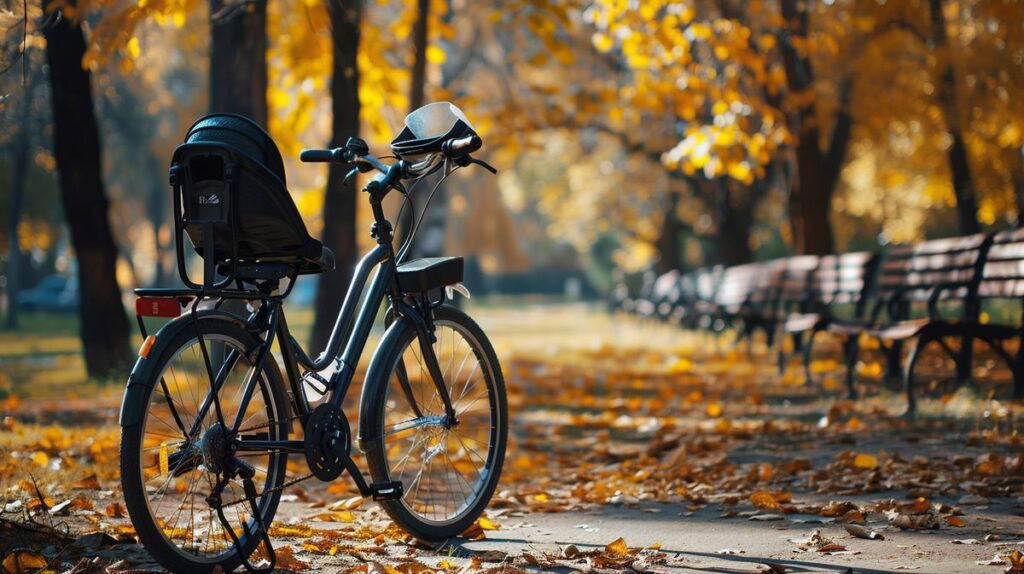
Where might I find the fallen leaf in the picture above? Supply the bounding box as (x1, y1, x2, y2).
(845, 523, 884, 540)
(104, 502, 125, 518)
(459, 521, 485, 540)
(605, 537, 629, 555)
(2, 550, 47, 573)
(853, 453, 878, 470)
(478, 516, 501, 530)
(70, 474, 101, 490)
(946, 515, 966, 527)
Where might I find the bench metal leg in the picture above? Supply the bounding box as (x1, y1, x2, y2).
(884, 340, 903, 382)
(903, 335, 928, 415)
(777, 332, 789, 375)
(843, 335, 860, 400)
(778, 331, 804, 376)
(764, 321, 777, 349)
(802, 329, 819, 385)
(956, 334, 974, 385)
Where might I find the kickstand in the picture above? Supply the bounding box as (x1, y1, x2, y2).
(209, 471, 276, 574)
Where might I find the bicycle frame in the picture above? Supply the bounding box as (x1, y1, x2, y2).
(132, 178, 458, 497)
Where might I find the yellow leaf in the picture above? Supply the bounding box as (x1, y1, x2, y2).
(592, 32, 614, 52)
(478, 517, 501, 530)
(159, 442, 170, 477)
(2, 550, 47, 572)
(853, 453, 878, 470)
(426, 45, 446, 64)
(126, 37, 140, 59)
(749, 490, 780, 509)
(31, 451, 49, 466)
(329, 496, 364, 511)
(605, 537, 629, 555)
(667, 357, 694, 373)
(857, 361, 882, 378)
(706, 403, 722, 418)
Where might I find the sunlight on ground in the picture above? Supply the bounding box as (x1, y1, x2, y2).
(1, 301, 1022, 572)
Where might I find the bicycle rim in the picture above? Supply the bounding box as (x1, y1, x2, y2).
(380, 318, 501, 525)
(137, 333, 284, 562)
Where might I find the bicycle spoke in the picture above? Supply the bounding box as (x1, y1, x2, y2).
(137, 334, 282, 562)
(382, 320, 498, 524)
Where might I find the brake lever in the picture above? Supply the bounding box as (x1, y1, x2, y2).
(452, 155, 497, 174)
(343, 167, 360, 187)
(470, 158, 498, 175)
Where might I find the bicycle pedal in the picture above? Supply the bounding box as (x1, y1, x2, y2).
(369, 481, 404, 501)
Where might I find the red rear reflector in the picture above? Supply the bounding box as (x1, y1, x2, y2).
(136, 297, 181, 318)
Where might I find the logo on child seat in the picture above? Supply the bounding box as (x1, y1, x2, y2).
(198, 194, 221, 205)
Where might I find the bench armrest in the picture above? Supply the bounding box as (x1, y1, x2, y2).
(926, 281, 973, 321)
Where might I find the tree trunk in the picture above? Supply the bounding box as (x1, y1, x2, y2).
(715, 179, 754, 266)
(43, 7, 132, 376)
(779, 0, 850, 255)
(1012, 149, 1024, 228)
(929, 0, 979, 234)
(410, 0, 429, 113)
(654, 193, 683, 273)
(5, 77, 33, 330)
(209, 0, 268, 125)
(312, 0, 362, 351)
(396, 0, 430, 248)
(147, 152, 171, 286)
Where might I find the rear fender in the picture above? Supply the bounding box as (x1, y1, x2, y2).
(118, 311, 252, 427)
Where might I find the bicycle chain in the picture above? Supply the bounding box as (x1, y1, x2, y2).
(216, 413, 322, 509)
(214, 471, 317, 509)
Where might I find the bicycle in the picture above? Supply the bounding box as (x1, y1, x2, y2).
(119, 103, 507, 573)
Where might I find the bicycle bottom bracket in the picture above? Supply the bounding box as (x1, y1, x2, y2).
(304, 403, 351, 481)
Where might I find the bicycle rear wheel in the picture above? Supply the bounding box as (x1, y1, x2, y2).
(120, 317, 289, 573)
(364, 305, 508, 542)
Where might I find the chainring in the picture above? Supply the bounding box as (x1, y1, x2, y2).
(303, 403, 351, 481)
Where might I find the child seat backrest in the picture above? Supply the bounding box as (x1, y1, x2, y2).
(171, 114, 322, 272)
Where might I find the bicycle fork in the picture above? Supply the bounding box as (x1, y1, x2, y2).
(390, 300, 459, 426)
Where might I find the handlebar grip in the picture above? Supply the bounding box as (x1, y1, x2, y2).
(300, 148, 346, 163)
(442, 135, 482, 158)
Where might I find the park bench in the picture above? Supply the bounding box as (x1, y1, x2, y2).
(733, 258, 794, 347)
(828, 233, 991, 411)
(900, 228, 1024, 410)
(619, 270, 656, 315)
(651, 269, 683, 321)
(761, 255, 820, 352)
(779, 251, 878, 380)
(703, 261, 758, 334)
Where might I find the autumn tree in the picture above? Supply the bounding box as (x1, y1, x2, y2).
(209, 0, 267, 124)
(312, 0, 363, 351)
(42, 3, 132, 376)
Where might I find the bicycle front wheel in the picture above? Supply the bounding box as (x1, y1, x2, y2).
(363, 305, 507, 542)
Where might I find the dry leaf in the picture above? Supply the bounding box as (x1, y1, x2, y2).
(852, 453, 878, 470)
(845, 523, 884, 540)
(1, 550, 47, 573)
(605, 537, 629, 555)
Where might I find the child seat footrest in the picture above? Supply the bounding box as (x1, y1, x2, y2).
(397, 257, 464, 294)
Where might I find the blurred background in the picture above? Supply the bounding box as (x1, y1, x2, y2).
(0, 0, 1022, 381)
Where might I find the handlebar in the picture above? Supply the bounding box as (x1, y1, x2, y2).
(299, 148, 350, 163)
(300, 133, 493, 198)
(442, 135, 482, 157)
